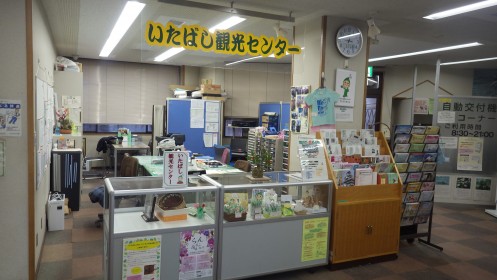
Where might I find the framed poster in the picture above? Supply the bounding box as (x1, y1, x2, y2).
(290, 85, 310, 134)
(335, 69, 356, 107)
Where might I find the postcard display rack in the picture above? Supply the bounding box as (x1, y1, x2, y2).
(202, 172, 332, 280)
(103, 176, 219, 280)
(319, 130, 403, 265)
(391, 125, 443, 251)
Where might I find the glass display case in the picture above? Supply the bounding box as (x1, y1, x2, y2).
(103, 176, 219, 280)
(201, 172, 332, 280)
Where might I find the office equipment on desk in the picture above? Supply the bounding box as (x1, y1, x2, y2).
(230, 137, 248, 161)
(51, 148, 82, 211)
(258, 102, 290, 132)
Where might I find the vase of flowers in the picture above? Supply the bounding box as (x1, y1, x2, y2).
(56, 108, 72, 134)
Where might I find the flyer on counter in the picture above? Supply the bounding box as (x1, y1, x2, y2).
(297, 138, 328, 181)
(122, 236, 161, 280)
(179, 229, 215, 280)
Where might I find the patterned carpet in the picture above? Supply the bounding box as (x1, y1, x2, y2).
(38, 177, 497, 280)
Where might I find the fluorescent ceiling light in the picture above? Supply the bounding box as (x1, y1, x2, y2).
(441, 56, 497, 66)
(154, 47, 185, 62)
(99, 1, 145, 57)
(208, 16, 246, 33)
(369, 42, 482, 62)
(424, 0, 497, 20)
(225, 56, 262, 66)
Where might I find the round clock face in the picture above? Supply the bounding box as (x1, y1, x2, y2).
(336, 25, 363, 58)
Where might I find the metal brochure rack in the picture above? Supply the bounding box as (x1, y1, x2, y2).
(391, 125, 443, 251)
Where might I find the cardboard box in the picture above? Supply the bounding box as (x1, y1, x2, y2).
(154, 206, 188, 222)
(201, 84, 222, 94)
(202, 95, 226, 102)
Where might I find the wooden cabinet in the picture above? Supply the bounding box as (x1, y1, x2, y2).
(332, 189, 401, 263)
(319, 131, 403, 265)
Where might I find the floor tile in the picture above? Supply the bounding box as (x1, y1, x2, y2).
(435, 262, 497, 280)
(73, 240, 104, 258)
(37, 259, 72, 280)
(72, 227, 104, 243)
(471, 220, 497, 233)
(468, 255, 497, 275)
(458, 238, 497, 255)
(44, 229, 73, 245)
(72, 255, 103, 279)
(400, 268, 457, 280)
(379, 253, 428, 274)
(430, 226, 473, 241)
(436, 241, 488, 261)
(449, 223, 496, 236)
(41, 243, 73, 263)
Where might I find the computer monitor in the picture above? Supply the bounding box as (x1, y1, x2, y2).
(166, 133, 186, 146)
(230, 138, 247, 153)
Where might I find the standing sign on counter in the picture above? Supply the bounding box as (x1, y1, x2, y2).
(297, 138, 328, 181)
(163, 151, 189, 187)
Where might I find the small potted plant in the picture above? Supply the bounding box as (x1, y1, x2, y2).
(248, 147, 272, 178)
(56, 108, 72, 134)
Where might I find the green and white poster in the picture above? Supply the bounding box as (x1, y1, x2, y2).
(122, 235, 161, 280)
(301, 217, 328, 262)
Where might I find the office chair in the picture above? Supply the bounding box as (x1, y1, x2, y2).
(82, 137, 106, 179)
(213, 144, 231, 164)
(234, 160, 251, 172)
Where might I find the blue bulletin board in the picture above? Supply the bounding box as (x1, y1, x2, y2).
(166, 98, 222, 158)
(258, 102, 290, 131)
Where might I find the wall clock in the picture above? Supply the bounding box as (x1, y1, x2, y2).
(336, 25, 363, 58)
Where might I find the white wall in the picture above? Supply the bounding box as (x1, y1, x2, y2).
(381, 65, 474, 137)
(199, 63, 291, 117)
(0, 1, 29, 279)
(32, 0, 57, 270)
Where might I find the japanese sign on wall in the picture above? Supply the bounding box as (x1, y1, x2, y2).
(179, 229, 215, 280)
(335, 69, 356, 107)
(145, 21, 301, 58)
(436, 96, 497, 175)
(163, 151, 189, 187)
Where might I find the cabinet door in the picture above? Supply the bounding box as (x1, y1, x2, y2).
(333, 199, 400, 263)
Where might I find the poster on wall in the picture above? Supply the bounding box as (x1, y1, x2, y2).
(413, 98, 429, 114)
(0, 99, 22, 137)
(457, 137, 483, 171)
(335, 69, 356, 107)
(473, 177, 493, 202)
(179, 229, 215, 280)
(290, 85, 310, 134)
(122, 235, 161, 280)
(301, 217, 328, 262)
(435, 175, 451, 198)
(454, 177, 472, 200)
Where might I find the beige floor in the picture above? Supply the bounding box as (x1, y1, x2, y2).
(38, 177, 497, 279)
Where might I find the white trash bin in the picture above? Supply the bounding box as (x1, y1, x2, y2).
(47, 193, 65, 231)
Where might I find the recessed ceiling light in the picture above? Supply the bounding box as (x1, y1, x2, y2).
(208, 16, 246, 33)
(100, 1, 145, 57)
(368, 42, 482, 62)
(424, 0, 497, 20)
(441, 56, 497, 65)
(154, 48, 185, 62)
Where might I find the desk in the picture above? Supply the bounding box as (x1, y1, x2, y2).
(134, 155, 245, 176)
(112, 142, 150, 176)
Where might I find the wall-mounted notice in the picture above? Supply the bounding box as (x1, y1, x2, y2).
(0, 99, 22, 137)
(455, 177, 472, 200)
(122, 235, 161, 280)
(335, 68, 356, 107)
(474, 177, 492, 202)
(0, 140, 4, 176)
(435, 175, 451, 198)
(413, 98, 429, 114)
(290, 85, 310, 134)
(457, 137, 483, 171)
(179, 229, 215, 280)
(334, 106, 354, 122)
(301, 217, 328, 262)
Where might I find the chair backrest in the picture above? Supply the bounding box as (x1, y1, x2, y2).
(120, 153, 138, 177)
(220, 147, 231, 164)
(213, 144, 227, 162)
(234, 160, 251, 172)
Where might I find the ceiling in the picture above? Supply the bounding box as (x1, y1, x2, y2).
(40, 0, 497, 69)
